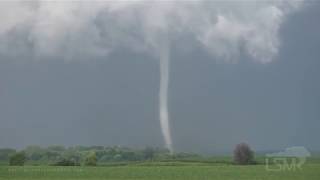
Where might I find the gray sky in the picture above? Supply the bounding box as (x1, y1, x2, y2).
(0, 1, 319, 154)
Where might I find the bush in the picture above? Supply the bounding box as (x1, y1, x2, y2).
(53, 158, 79, 166)
(9, 152, 26, 166)
(85, 151, 97, 166)
(233, 143, 255, 165)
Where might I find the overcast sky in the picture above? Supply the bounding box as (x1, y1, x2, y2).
(0, 1, 319, 154)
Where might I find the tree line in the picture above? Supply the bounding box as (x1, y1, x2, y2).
(0, 143, 255, 166)
(0, 145, 199, 166)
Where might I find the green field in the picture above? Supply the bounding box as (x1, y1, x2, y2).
(1, 162, 320, 180)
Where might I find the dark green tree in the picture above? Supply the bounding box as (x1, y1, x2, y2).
(233, 143, 255, 165)
(9, 152, 26, 166)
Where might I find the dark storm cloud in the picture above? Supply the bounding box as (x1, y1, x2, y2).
(0, 1, 319, 153)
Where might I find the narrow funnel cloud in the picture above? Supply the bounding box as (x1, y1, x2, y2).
(159, 44, 173, 152)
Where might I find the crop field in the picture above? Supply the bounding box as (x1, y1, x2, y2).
(1, 162, 320, 180)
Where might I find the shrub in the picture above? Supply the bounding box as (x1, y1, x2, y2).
(233, 143, 255, 165)
(9, 152, 26, 166)
(53, 158, 79, 166)
(85, 151, 97, 166)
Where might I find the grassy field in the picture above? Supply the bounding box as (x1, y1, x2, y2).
(1, 162, 320, 180)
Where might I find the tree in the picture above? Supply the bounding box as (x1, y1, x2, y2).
(85, 151, 97, 166)
(9, 152, 26, 166)
(233, 143, 255, 165)
(24, 146, 45, 161)
(62, 150, 81, 165)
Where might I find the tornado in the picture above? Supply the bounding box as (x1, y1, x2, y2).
(159, 45, 173, 153)
(0, 0, 306, 153)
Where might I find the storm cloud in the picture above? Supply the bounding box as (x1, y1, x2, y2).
(0, 0, 305, 62)
(0, 0, 319, 153)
